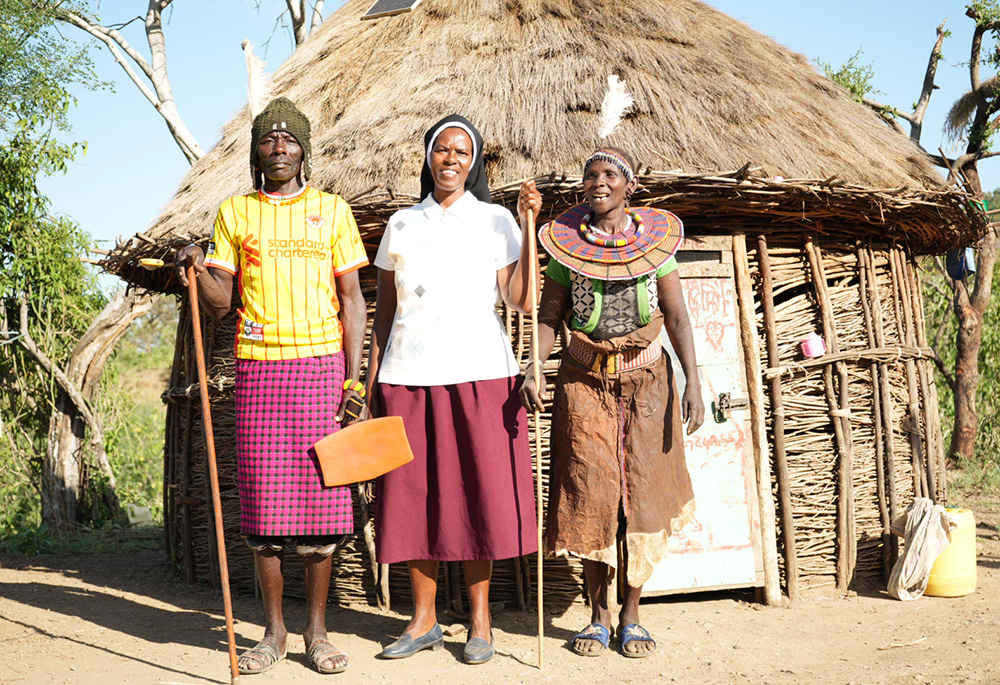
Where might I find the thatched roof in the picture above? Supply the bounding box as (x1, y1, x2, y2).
(105, 0, 985, 292)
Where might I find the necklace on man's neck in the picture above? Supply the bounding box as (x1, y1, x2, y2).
(259, 184, 307, 205)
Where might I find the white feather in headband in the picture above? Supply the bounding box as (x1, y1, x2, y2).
(597, 74, 634, 139)
(242, 40, 272, 122)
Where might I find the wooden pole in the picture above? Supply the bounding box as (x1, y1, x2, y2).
(733, 233, 781, 605)
(904, 257, 941, 501)
(865, 248, 900, 566)
(895, 248, 933, 500)
(527, 208, 544, 669)
(907, 258, 947, 502)
(804, 237, 855, 591)
(890, 248, 928, 499)
(756, 236, 800, 601)
(180, 305, 197, 585)
(856, 244, 892, 579)
(378, 563, 391, 612)
(187, 265, 241, 685)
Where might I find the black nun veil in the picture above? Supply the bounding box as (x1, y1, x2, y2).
(419, 114, 492, 204)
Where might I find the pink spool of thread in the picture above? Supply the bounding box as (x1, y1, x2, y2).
(801, 332, 826, 358)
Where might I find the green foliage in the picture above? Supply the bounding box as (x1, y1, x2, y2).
(0, 523, 161, 555)
(0, 295, 177, 541)
(923, 189, 1000, 467)
(818, 50, 883, 104)
(948, 455, 1000, 492)
(0, 2, 172, 548)
(0, 0, 106, 316)
(0, 0, 111, 537)
(968, 1, 1000, 29)
(98, 296, 179, 525)
(956, 2, 1000, 153)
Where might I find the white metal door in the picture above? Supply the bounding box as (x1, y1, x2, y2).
(644, 238, 764, 594)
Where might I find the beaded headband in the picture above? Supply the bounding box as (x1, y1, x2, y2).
(584, 150, 635, 184)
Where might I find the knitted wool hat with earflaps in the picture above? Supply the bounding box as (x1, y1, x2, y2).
(250, 97, 312, 188)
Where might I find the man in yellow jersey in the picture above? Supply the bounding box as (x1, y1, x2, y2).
(176, 97, 367, 676)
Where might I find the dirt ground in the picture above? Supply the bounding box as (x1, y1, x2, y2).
(2, 495, 999, 685)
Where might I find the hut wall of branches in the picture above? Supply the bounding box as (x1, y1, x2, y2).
(101, 0, 986, 607)
(146, 172, 976, 607)
(742, 235, 941, 595)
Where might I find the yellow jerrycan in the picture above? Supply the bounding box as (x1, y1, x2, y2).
(924, 507, 977, 597)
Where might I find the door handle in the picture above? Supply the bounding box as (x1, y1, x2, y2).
(712, 392, 749, 423)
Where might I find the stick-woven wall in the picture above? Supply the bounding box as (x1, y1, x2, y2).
(745, 236, 942, 593)
(152, 171, 965, 604)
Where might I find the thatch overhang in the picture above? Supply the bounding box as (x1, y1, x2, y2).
(101, 0, 985, 292)
(107, 171, 985, 294)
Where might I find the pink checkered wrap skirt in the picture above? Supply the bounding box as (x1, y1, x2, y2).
(234, 353, 353, 536)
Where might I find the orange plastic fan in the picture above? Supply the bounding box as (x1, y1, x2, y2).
(314, 416, 414, 486)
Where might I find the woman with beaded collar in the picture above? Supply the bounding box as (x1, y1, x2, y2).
(521, 146, 705, 658)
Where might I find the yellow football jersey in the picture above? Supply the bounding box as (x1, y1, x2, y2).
(205, 186, 368, 360)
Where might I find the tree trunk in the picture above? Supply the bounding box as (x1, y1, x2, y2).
(949, 289, 983, 459)
(948, 217, 997, 460)
(35, 290, 155, 528)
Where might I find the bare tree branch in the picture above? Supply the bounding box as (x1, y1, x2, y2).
(968, 13, 1000, 93)
(57, 1, 204, 164)
(925, 153, 949, 167)
(910, 20, 949, 141)
(952, 151, 982, 185)
(861, 20, 947, 142)
(864, 97, 916, 124)
(939, 146, 970, 186)
(311, 1, 325, 34)
(16, 295, 113, 487)
(862, 98, 909, 135)
(931, 349, 957, 390)
(287, 0, 307, 45)
(60, 11, 157, 96)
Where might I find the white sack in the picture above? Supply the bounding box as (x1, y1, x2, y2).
(887, 497, 955, 601)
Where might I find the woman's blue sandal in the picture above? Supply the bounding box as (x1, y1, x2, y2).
(571, 623, 611, 656)
(619, 623, 656, 658)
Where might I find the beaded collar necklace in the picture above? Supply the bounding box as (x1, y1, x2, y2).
(259, 183, 308, 206)
(579, 210, 644, 248)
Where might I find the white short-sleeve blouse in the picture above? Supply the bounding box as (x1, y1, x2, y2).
(374, 191, 522, 386)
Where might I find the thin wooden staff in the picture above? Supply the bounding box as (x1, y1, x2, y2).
(187, 264, 241, 685)
(527, 208, 544, 669)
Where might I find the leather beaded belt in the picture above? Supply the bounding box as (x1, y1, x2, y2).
(566, 336, 662, 374)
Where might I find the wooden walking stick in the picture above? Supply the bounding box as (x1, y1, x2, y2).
(187, 264, 241, 685)
(526, 208, 544, 669)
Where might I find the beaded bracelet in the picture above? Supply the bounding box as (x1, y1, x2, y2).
(342, 379, 366, 397)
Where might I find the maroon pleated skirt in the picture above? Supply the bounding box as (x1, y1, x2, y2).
(374, 376, 538, 563)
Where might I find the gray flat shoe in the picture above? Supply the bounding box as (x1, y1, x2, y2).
(463, 631, 495, 665)
(379, 624, 444, 659)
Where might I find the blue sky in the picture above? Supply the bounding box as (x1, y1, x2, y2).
(40, 1, 997, 253)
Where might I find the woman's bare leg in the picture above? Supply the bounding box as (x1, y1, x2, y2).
(618, 542, 653, 655)
(404, 560, 440, 637)
(575, 559, 613, 653)
(463, 560, 493, 642)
